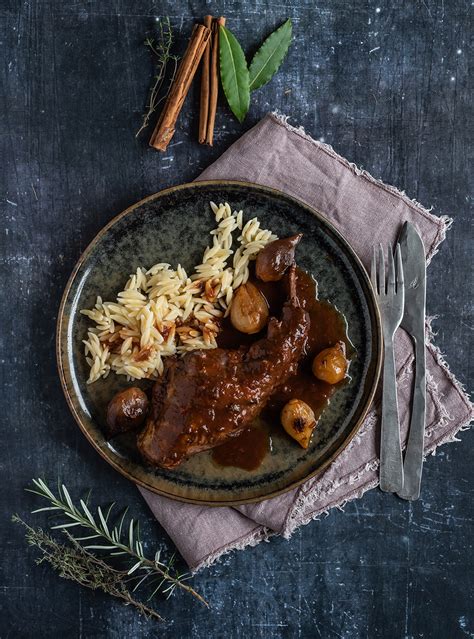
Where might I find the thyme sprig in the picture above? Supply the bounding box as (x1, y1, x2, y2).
(136, 17, 179, 137)
(12, 516, 163, 621)
(15, 479, 207, 620)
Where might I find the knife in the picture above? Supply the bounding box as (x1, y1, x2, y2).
(396, 222, 426, 501)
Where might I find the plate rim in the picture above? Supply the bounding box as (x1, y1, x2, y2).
(56, 179, 383, 506)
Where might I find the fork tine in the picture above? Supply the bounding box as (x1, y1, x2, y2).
(378, 244, 385, 295)
(387, 244, 396, 295)
(370, 247, 378, 293)
(395, 243, 404, 292)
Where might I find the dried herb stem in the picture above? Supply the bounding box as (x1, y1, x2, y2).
(136, 17, 179, 138)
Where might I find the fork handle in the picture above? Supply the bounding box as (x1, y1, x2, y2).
(380, 334, 404, 493)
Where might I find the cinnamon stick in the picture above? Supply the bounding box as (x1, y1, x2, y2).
(205, 17, 225, 146)
(150, 23, 211, 151)
(198, 15, 213, 144)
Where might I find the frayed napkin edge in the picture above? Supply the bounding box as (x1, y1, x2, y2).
(269, 111, 453, 264)
(190, 526, 271, 573)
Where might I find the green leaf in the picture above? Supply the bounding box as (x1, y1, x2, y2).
(249, 19, 293, 92)
(97, 507, 109, 535)
(80, 500, 96, 526)
(127, 560, 143, 575)
(50, 522, 83, 529)
(219, 26, 250, 123)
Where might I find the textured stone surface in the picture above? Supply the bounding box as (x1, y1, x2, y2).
(1, 1, 472, 637)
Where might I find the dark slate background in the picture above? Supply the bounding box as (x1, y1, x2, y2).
(1, 1, 472, 637)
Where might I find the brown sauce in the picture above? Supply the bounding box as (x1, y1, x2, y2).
(213, 266, 351, 471)
(211, 426, 270, 470)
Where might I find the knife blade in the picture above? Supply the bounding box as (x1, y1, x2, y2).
(396, 222, 426, 501)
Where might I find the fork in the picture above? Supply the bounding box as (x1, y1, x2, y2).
(371, 244, 405, 493)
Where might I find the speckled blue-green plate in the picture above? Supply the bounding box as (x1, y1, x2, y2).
(57, 181, 382, 505)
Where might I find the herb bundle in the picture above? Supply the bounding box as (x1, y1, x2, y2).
(141, 17, 293, 149)
(14, 479, 207, 621)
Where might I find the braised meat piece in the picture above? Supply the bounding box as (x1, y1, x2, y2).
(137, 270, 309, 469)
(255, 234, 303, 281)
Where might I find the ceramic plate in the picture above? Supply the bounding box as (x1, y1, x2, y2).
(57, 181, 382, 505)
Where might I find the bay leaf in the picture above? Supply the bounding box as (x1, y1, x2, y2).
(219, 25, 250, 123)
(249, 19, 292, 92)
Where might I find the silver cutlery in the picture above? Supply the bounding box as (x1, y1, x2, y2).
(396, 222, 427, 501)
(371, 244, 405, 493)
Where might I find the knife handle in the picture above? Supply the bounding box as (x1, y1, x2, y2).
(380, 335, 404, 493)
(397, 337, 426, 500)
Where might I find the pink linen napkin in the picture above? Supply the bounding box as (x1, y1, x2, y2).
(140, 113, 473, 572)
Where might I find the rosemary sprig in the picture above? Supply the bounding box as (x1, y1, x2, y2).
(136, 17, 179, 137)
(18, 479, 207, 615)
(12, 516, 163, 621)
